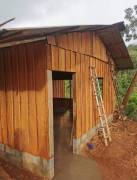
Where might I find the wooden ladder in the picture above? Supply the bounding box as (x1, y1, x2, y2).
(90, 66, 112, 146)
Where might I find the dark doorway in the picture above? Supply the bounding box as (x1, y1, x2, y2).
(52, 71, 75, 177)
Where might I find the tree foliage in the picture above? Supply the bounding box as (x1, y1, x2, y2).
(117, 45, 137, 120)
(116, 5, 137, 120)
(124, 5, 137, 41)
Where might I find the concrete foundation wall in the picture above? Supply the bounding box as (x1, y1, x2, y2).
(0, 144, 54, 179)
(0, 115, 113, 179)
(73, 115, 113, 154)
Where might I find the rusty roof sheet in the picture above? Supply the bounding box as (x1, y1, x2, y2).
(0, 21, 133, 70)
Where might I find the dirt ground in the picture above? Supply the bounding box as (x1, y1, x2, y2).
(83, 120, 137, 180)
(53, 110, 101, 180)
(0, 120, 137, 179)
(0, 159, 43, 180)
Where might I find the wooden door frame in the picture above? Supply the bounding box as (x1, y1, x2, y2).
(47, 70, 54, 158)
(47, 70, 76, 175)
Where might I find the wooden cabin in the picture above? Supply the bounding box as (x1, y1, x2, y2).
(0, 22, 133, 178)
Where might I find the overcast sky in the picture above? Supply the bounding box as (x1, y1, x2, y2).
(0, 0, 137, 28)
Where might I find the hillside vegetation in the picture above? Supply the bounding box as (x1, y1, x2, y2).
(117, 44, 137, 120)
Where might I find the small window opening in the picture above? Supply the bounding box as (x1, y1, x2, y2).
(64, 80, 72, 98)
(98, 78, 103, 99)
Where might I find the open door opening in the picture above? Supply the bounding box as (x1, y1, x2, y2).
(52, 71, 75, 176)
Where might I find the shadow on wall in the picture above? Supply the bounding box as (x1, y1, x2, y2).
(0, 41, 49, 158)
(0, 41, 48, 92)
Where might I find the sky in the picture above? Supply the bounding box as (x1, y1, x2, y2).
(0, 0, 137, 28)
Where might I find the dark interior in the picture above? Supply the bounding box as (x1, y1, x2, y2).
(52, 71, 74, 176)
(52, 71, 73, 152)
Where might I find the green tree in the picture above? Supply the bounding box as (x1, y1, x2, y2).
(124, 5, 137, 41)
(117, 5, 137, 120)
(117, 45, 137, 120)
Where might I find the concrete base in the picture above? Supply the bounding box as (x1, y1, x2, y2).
(0, 115, 113, 179)
(0, 144, 54, 179)
(73, 125, 98, 154)
(73, 115, 113, 154)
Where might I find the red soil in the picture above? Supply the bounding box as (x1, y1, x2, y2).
(0, 159, 43, 180)
(83, 120, 137, 180)
(1, 120, 137, 180)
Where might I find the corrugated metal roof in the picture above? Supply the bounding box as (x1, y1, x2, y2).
(0, 21, 133, 69)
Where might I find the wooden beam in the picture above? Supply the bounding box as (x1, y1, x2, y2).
(0, 37, 46, 48)
(0, 31, 22, 41)
(0, 18, 15, 27)
(0, 31, 48, 44)
(47, 70, 54, 157)
(46, 26, 80, 35)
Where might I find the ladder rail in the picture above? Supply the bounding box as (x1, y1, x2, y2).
(93, 68, 112, 142)
(91, 69, 108, 146)
(90, 66, 112, 146)
(90, 67, 108, 145)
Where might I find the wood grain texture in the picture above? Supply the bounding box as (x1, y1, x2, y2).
(53, 80, 65, 98)
(48, 31, 108, 62)
(0, 31, 116, 158)
(0, 41, 49, 158)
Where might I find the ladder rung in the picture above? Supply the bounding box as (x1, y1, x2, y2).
(90, 66, 111, 145)
(97, 105, 102, 107)
(99, 115, 104, 117)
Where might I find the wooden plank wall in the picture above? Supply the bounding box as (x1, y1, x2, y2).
(47, 31, 116, 138)
(47, 31, 108, 62)
(0, 41, 49, 158)
(0, 31, 116, 158)
(53, 80, 65, 98)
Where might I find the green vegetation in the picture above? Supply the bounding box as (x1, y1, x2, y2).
(124, 5, 137, 41)
(116, 5, 137, 120)
(117, 45, 137, 120)
(64, 80, 72, 98)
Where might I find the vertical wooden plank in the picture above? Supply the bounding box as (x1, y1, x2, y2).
(90, 32, 93, 56)
(12, 46, 21, 149)
(3, 48, 14, 147)
(81, 32, 86, 54)
(92, 32, 96, 58)
(34, 42, 48, 157)
(18, 44, 29, 152)
(85, 32, 91, 55)
(70, 51, 76, 72)
(56, 34, 67, 48)
(92, 58, 97, 127)
(72, 72, 77, 140)
(51, 46, 59, 71)
(89, 57, 93, 129)
(81, 55, 86, 134)
(77, 32, 82, 53)
(26, 43, 38, 155)
(47, 70, 54, 158)
(75, 53, 82, 138)
(0, 50, 8, 144)
(67, 33, 74, 51)
(65, 50, 71, 71)
(47, 44, 52, 70)
(0, 50, 3, 143)
(62, 34, 68, 49)
(73, 32, 80, 52)
(85, 56, 89, 132)
(59, 48, 65, 71)
(53, 80, 65, 98)
(44, 44, 49, 158)
(94, 58, 98, 125)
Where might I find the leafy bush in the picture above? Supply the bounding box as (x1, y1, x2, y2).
(125, 92, 137, 120)
(117, 45, 137, 120)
